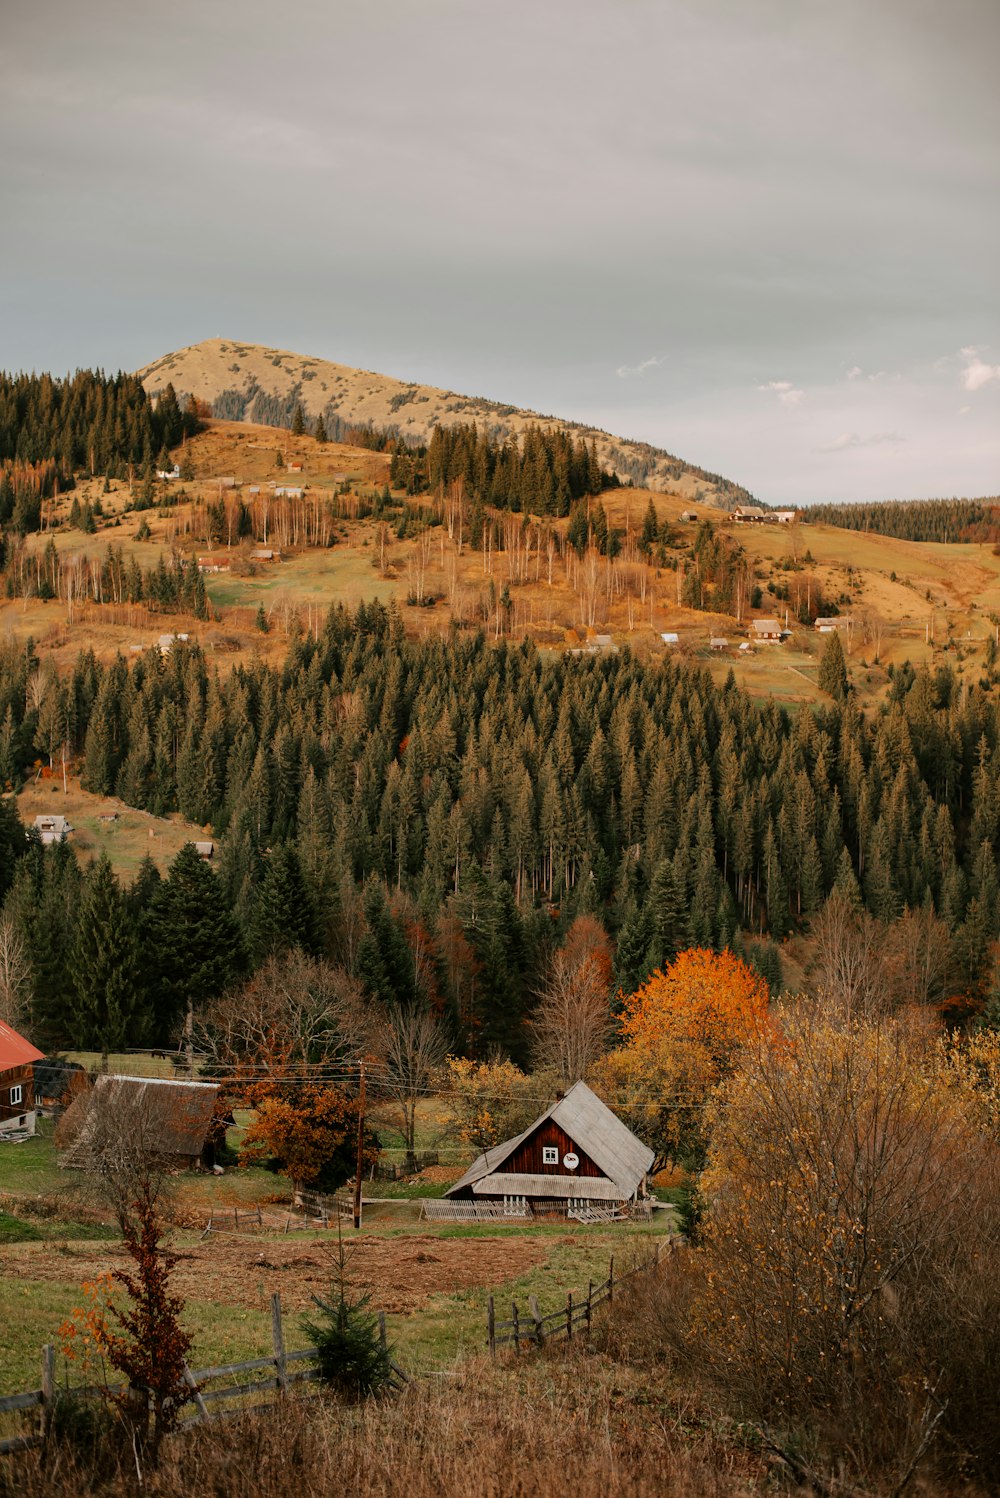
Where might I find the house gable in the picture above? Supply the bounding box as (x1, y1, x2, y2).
(505, 1117, 603, 1179)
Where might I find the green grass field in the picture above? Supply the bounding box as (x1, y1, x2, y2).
(1, 1120, 676, 1399)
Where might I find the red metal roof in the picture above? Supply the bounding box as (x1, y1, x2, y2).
(0, 1021, 45, 1073)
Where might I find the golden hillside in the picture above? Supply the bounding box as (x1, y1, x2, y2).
(138, 338, 753, 508)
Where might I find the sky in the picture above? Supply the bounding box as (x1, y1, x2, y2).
(1, 0, 997, 505)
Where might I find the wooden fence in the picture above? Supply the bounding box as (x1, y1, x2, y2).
(0, 1293, 408, 1458)
(487, 1244, 667, 1357)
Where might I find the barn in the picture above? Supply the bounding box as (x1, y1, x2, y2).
(444, 1081, 654, 1219)
(58, 1075, 222, 1171)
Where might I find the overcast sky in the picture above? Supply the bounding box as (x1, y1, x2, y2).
(2, 0, 997, 503)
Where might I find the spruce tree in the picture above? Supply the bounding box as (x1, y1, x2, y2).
(70, 855, 143, 1051)
(818, 630, 848, 699)
(247, 845, 312, 964)
(292, 404, 306, 437)
(145, 844, 244, 1043)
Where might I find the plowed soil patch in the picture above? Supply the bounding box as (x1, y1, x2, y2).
(2, 1233, 546, 1316)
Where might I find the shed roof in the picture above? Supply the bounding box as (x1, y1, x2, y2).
(0, 1021, 45, 1074)
(60, 1075, 220, 1167)
(753, 618, 781, 633)
(446, 1081, 653, 1199)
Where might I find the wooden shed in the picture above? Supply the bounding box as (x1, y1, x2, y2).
(58, 1075, 221, 1171)
(445, 1081, 654, 1218)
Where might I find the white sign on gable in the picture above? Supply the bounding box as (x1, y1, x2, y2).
(562, 1152, 579, 1170)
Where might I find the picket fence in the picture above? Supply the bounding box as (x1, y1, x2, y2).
(0, 1293, 408, 1458)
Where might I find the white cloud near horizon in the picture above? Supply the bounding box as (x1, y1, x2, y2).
(758, 380, 805, 407)
(817, 431, 905, 453)
(616, 355, 663, 378)
(846, 365, 863, 380)
(960, 348, 1000, 391)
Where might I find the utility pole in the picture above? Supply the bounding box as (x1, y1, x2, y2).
(353, 1059, 366, 1231)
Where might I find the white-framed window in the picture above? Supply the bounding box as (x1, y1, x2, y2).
(542, 1146, 559, 1165)
(9, 1085, 23, 1106)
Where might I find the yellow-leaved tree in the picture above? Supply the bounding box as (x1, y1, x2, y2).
(595, 947, 770, 1167)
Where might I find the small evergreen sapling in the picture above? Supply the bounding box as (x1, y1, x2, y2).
(302, 1230, 394, 1400)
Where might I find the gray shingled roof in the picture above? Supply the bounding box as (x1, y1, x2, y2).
(446, 1081, 654, 1199)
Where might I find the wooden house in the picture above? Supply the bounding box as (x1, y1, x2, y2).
(730, 505, 768, 523)
(33, 814, 72, 845)
(0, 1021, 45, 1138)
(445, 1081, 654, 1218)
(752, 618, 783, 642)
(58, 1075, 221, 1170)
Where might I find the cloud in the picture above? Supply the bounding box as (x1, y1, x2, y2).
(758, 379, 804, 407)
(817, 431, 905, 453)
(960, 350, 1000, 392)
(846, 365, 863, 380)
(616, 354, 663, 379)
(959, 405, 971, 416)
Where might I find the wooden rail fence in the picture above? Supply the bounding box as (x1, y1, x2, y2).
(0, 1293, 408, 1458)
(487, 1244, 668, 1357)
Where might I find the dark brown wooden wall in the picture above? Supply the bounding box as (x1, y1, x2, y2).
(506, 1120, 602, 1178)
(0, 1063, 35, 1121)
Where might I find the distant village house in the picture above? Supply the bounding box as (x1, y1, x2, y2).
(752, 618, 784, 642)
(33, 814, 71, 845)
(730, 505, 769, 523)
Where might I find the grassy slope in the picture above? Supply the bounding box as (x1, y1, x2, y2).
(5, 420, 998, 716)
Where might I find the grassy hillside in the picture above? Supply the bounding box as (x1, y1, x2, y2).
(4, 418, 999, 716)
(139, 338, 754, 507)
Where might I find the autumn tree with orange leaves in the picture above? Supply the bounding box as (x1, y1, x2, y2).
(595, 947, 770, 1167)
(239, 1084, 379, 1191)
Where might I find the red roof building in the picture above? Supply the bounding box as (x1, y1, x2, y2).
(0, 1021, 45, 1138)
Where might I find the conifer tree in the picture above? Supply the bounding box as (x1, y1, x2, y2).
(145, 844, 244, 1043)
(818, 630, 848, 699)
(70, 855, 142, 1051)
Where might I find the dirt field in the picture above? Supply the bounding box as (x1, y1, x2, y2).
(0, 1230, 548, 1318)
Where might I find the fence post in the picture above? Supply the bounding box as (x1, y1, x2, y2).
(40, 1343, 55, 1446)
(488, 1296, 496, 1359)
(566, 1292, 572, 1342)
(271, 1293, 288, 1394)
(182, 1364, 210, 1423)
(586, 1280, 593, 1334)
(511, 1302, 520, 1355)
(529, 1295, 544, 1348)
(608, 1255, 614, 1305)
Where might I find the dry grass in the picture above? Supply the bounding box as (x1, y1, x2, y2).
(1, 1351, 770, 1498)
(15, 776, 209, 878)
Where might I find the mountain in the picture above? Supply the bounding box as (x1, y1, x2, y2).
(138, 338, 755, 508)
